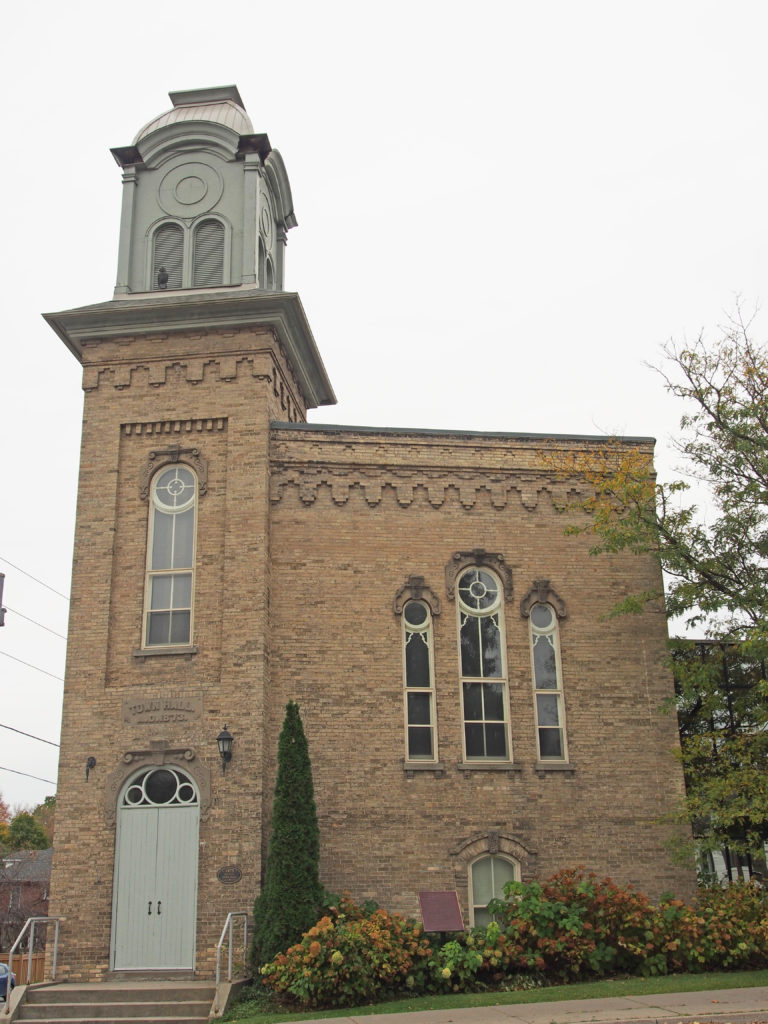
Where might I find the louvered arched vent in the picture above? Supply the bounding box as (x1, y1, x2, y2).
(152, 224, 184, 290)
(193, 220, 225, 287)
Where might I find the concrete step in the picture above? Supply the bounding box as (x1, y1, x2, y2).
(20, 1002, 211, 1019)
(14, 983, 215, 1024)
(12, 1019, 207, 1024)
(25, 986, 214, 1005)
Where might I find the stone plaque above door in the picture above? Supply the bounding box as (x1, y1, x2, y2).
(122, 693, 203, 726)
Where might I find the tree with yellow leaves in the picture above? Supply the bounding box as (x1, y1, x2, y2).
(560, 315, 768, 870)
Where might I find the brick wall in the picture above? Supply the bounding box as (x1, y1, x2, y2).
(48, 325, 693, 981)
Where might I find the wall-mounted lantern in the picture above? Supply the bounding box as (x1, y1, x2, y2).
(217, 726, 233, 774)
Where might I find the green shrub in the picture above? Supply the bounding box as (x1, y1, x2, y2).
(430, 939, 484, 992)
(251, 702, 324, 968)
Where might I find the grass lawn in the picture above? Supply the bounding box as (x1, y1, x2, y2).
(223, 968, 768, 1023)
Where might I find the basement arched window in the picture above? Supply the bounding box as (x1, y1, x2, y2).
(469, 854, 519, 927)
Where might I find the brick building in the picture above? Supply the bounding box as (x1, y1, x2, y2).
(44, 86, 693, 980)
(0, 849, 52, 953)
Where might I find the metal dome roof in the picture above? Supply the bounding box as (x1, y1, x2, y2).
(133, 86, 254, 145)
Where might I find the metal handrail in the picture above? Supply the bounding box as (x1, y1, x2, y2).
(3, 916, 61, 1016)
(213, 911, 248, 1013)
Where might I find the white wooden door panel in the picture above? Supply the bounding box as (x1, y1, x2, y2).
(111, 768, 199, 971)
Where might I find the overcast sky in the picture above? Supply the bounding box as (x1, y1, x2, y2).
(1, 0, 766, 810)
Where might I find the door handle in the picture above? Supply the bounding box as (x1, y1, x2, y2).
(157, 901, 162, 915)
(148, 901, 152, 915)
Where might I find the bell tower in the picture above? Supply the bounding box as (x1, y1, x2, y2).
(44, 87, 334, 980)
(111, 85, 295, 295)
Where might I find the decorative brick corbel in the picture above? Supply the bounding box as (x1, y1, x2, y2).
(139, 444, 208, 500)
(445, 549, 513, 601)
(520, 579, 567, 619)
(393, 575, 442, 615)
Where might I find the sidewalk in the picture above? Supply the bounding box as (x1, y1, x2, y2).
(279, 985, 768, 1024)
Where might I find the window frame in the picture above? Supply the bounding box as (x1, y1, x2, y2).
(468, 853, 519, 927)
(401, 599, 438, 763)
(456, 567, 512, 763)
(528, 602, 569, 763)
(141, 464, 198, 650)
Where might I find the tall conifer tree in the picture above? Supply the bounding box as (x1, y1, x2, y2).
(251, 701, 323, 966)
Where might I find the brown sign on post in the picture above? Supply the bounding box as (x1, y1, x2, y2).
(418, 890, 464, 933)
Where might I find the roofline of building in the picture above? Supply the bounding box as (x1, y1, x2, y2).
(43, 289, 337, 410)
(271, 420, 656, 445)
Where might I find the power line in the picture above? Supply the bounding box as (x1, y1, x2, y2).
(0, 650, 64, 683)
(0, 557, 70, 602)
(0, 765, 56, 786)
(5, 606, 67, 641)
(0, 723, 59, 748)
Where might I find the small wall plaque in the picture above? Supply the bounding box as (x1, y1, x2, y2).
(217, 865, 242, 885)
(123, 693, 203, 726)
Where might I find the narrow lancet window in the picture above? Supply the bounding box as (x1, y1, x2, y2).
(403, 600, 436, 760)
(530, 603, 567, 760)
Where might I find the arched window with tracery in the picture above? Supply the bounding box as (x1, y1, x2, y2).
(143, 465, 197, 647)
(457, 567, 510, 761)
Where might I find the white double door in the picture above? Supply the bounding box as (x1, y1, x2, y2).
(112, 802, 199, 970)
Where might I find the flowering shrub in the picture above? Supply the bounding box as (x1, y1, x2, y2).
(665, 883, 768, 972)
(257, 873, 768, 1010)
(260, 895, 431, 1007)
(483, 868, 768, 979)
(484, 867, 661, 979)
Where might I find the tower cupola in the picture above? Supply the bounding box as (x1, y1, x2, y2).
(111, 85, 296, 296)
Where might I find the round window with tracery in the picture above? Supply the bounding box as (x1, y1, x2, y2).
(458, 568, 500, 613)
(122, 767, 198, 807)
(153, 467, 196, 512)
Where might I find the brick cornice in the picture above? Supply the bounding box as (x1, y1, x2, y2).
(44, 288, 336, 409)
(270, 462, 585, 511)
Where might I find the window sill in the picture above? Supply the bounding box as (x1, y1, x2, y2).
(403, 760, 446, 778)
(457, 762, 522, 777)
(132, 645, 199, 660)
(534, 761, 576, 774)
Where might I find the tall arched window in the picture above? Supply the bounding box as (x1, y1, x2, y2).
(470, 854, 519, 926)
(402, 600, 436, 760)
(457, 568, 510, 760)
(192, 219, 224, 287)
(529, 603, 567, 761)
(143, 465, 197, 647)
(152, 223, 184, 290)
